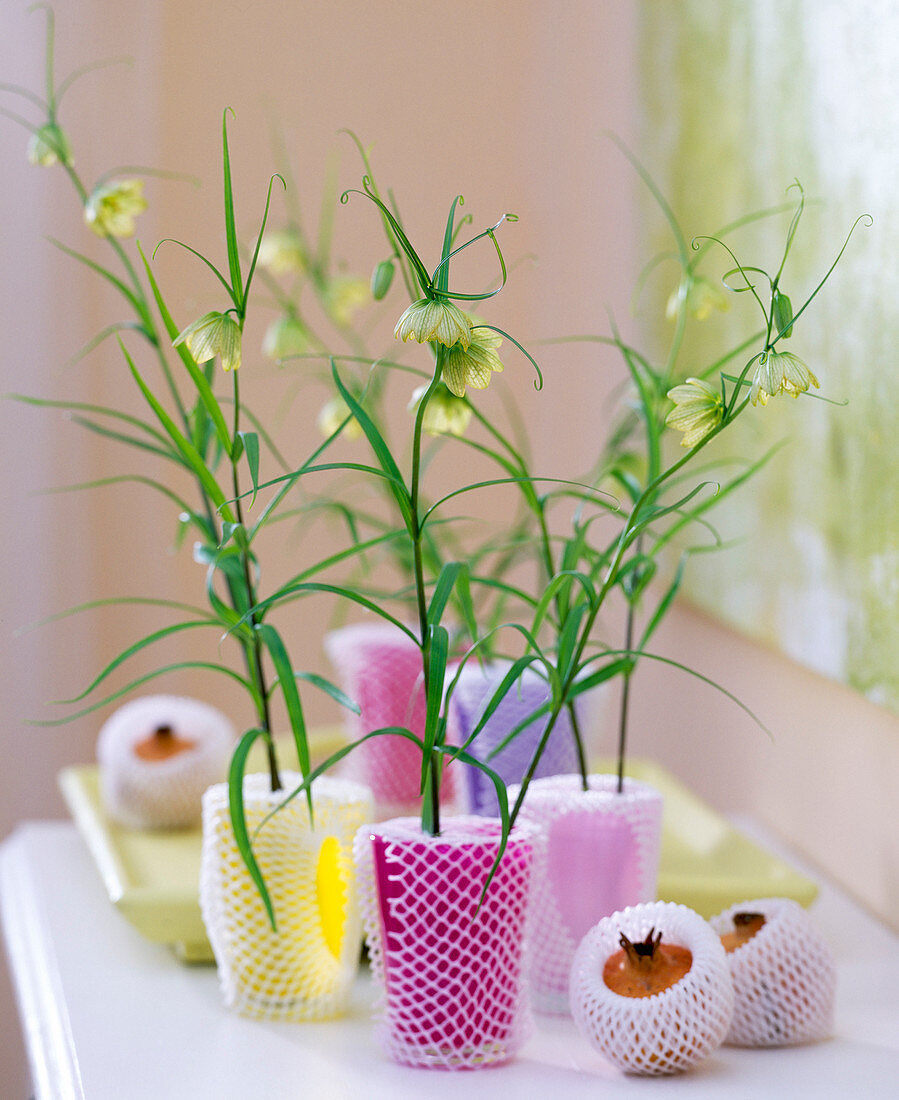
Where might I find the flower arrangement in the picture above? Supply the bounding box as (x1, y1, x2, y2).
(2, 4, 866, 1072)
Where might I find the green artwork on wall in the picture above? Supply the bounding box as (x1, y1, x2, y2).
(639, 1, 896, 708)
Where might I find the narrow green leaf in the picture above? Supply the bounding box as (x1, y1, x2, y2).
(331, 363, 414, 533)
(48, 237, 151, 329)
(427, 561, 463, 628)
(138, 242, 232, 453)
(436, 195, 463, 294)
(256, 623, 311, 786)
(119, 340, 236, 523)
(228, 728, 277, 930)
(29, 660, 253, 726)
(52, 619, 221, 704)
(222, 108, 243, 310)
(639, 556, 686, 650)
(238, 431, 260, 507)
(435, 742, 510, 909)
(423, 624, 449, 759)
(292, 672, 360, 715)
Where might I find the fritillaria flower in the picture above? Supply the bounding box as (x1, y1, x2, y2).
(324, 276, 369, 325)
(316, 395, 362, 440)
(666, 274, 730, 322)
(27, 122, 72, 167)
(257, 227, 306, 276)
(394, 297, 472, 349)
(262, 315, 312, 360)
(665, 377, 725, 448)
(174, 311, 242, 372)
(442, 326, 504, 397)
(84, 179, 147, 238)
(750, 350, 818, 406)
(408, 384, 472, 437)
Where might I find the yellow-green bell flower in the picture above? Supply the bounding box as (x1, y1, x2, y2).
(257, 228, 306, 276)
(262, 315, 312, 360)
(750, 350, 819, 406)
(408, 384, 472, 437)
(316, 395, 362, 440)
(324, 275, 369, 325)
(27, 122, 72, 167)
(666, 274, 730, 322)
(174, 311, 242, 372)
(84, 179, 147, 238)
(665, 377, 725, 447)
(394, 297, 472, 349)
(442, 326, 503, 397)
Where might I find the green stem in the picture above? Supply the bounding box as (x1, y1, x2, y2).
(617, 597, 636, 794)
(411, 351, 443, 836)
(231, 369, 280, 792)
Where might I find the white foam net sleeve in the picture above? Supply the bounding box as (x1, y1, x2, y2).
(199, 772, 374, 1021)
(711, 897, 836, 1046)
(353, 814, 545, 1069)
(570, 900, 734, 1076)
(446, 661, 580, 816)
(324, 622, 460, 819)
(508, 774, 663, 1014)
(97, 694, 236, 828)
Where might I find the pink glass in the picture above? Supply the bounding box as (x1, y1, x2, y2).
(509, 773, 663, 1014)
(325, 622, 458, 818)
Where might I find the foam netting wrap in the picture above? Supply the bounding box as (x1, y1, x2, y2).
(354, 815, 545, 1069)
(447, 661, 580, 816)
(97, 694, 235, 828)
(711, 897, 836, 1047)
(324, 622, 459, 818)
(570, 901, 734, 1076)
(508, 774, 663, 1014)
(200, 772, 374, 1021)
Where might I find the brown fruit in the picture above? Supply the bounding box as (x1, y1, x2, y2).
(133, 723, 196, 762)
(602, 928, 693, 998)
(720, 911, 766, 954)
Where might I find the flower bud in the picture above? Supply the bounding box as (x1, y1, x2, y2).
(370, 259, 395, 301)
(27, 122, 72, 167)
(772, 290, 793, 339)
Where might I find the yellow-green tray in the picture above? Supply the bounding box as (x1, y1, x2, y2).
(59, 752, 818, 965)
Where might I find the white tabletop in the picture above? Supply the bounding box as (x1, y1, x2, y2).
(2, 819, 898, 1099)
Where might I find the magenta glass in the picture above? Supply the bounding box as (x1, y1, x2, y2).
(355, 816, 543, 1069)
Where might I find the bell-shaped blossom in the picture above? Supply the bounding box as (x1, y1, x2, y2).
(174, 311, 242, 372)
(84, 178, 147, 238)
(262, 315, 312, 360)
(408, 384, 472, 437)
(324, 276, 369, 325)
(257, 228, 306, 276)
(394, 297, 472, 349)
(665, 377, 725, 447)
(27, 122, 72, 167)
(666, 274, 730, 322)
(316, 395, 362, 440)
(442, 326, 503, 397)
(750, 350, 818, 406)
